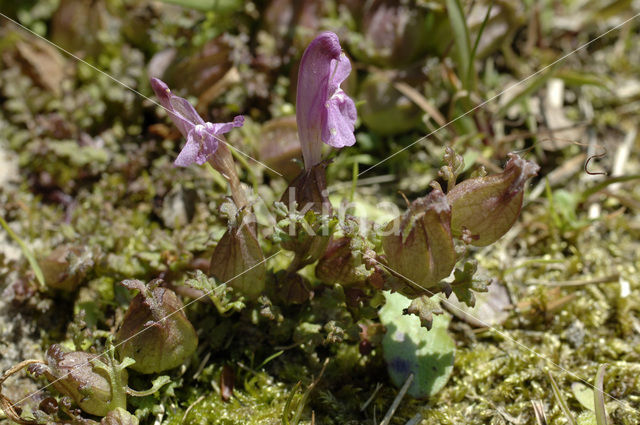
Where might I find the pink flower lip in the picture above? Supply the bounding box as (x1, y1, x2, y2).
(150, 77, 244, 167)
(296, 32, 357, 169)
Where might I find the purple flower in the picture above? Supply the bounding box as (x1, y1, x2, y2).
(296, 32, 357, 168)
(150, 78, 244, 167)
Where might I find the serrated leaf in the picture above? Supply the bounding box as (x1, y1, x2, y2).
(404, 295, 443, 330)
(450, 260, 489, 307)
(184, 270, 245, 314)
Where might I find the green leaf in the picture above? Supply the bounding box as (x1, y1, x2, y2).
(379, 291, 455, 398)
(466, 0, 493, 88)
(450, 260, 489, 308)
(572, 382, 595, 411)
(446, 0, 472, 89)
(404, 295, 444, 330)
(576, 411, 597, 425)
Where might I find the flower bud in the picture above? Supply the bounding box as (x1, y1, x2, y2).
(381, 187, 456, 296)
(210, 210, 266, 300)
(115, 279, 198, 374)
(446, 153, 539, 246)
(28, 344, 127, 416)
(358, 322, 385, 355)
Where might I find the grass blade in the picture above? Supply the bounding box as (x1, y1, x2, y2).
(496, 67, 557, 117)
(256, 350, 284, 371)
(282, 381, 301, 425)
(579, 174, 640, 202)
(446, 0, 472, 90)
(0, 215, 45, 288)
(547, 371, 577, 425)
(467, 1, 494, 87)
(594, 365, 608, 425)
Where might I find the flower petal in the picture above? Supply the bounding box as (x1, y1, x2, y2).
(150, 78, 193, 139)
(322, 88, 357, 148)
(174, 126, 219, 167)
(169, 96, 205, 138)
(328, 53, 351, 95)
(151, 78, 244, 168)
(296, 32, 343, 168)
(207, 115, 245, 135)
(150, 78, 171, 108)
(173, 136, 200, 167)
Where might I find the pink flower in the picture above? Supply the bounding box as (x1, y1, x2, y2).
(296, 32, 357, 168)
(150, 78, 244, 167)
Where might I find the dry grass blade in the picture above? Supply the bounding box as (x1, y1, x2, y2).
(0, 360, 43, 425)
(393, 82, 447, 127)
(380, 373, 414, 425)
(547, 371, 577, 425)
(531, 400, 547, 425)
(405, 412, 423, 425)
(360, 383, 383, 411)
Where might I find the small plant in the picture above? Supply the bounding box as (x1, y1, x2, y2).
(1, 31, 539, 423)
(0, 339, 169, 424)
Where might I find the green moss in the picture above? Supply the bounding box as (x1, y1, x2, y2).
(163, 369, 292, 425)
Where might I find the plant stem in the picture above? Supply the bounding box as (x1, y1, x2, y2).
(208, 140, 248, 209)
